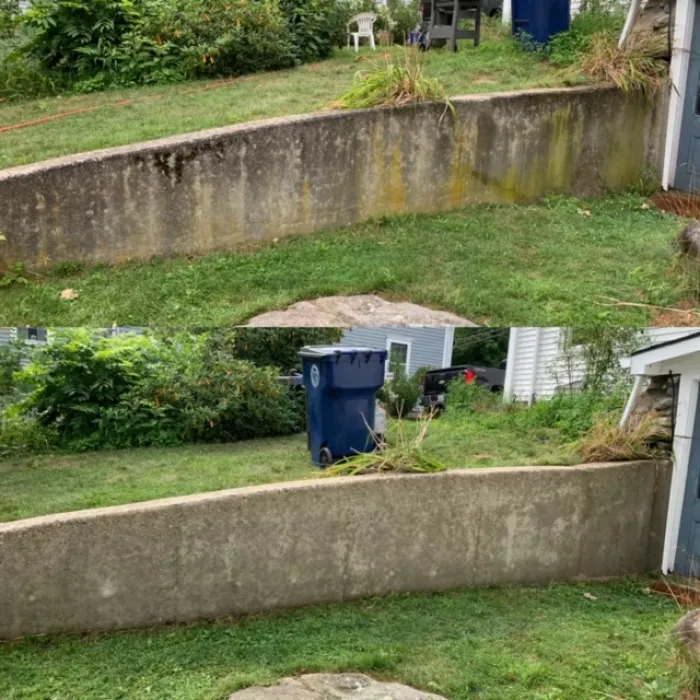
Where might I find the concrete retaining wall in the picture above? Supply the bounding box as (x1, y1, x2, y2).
(0, 85, 667, 271)
(0, 460, 671, 640)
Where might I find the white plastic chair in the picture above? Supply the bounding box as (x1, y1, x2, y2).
(347, 12, 377, 52)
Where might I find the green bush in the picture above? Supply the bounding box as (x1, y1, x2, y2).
(0, 339, 22, 398)
(0, 0, 20, 38)
(377, 365, 426, 418)
(13, 330, 306, 451)
(230, 328, 341, 372)
(279, 0, 344, 62)
(22, 0, 143, 76)
(5, 0, 343, 97)
(445, 380, 500, 414)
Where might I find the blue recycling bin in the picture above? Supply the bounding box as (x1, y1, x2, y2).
(299, 346, 388, 467)
(512, 0, 570, 45)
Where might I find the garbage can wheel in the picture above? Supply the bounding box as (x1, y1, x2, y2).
(319, 446, 334, 468)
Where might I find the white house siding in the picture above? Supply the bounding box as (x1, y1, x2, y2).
(505, 327, 699, 402)
(339, 327, 453, 376)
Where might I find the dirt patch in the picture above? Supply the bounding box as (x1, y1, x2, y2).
(649, 579, 700, 606)
(651, 191, 700, 218)
(652, 300, 700, 326)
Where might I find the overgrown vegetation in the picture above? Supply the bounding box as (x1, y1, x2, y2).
(0, 328, 337, 455)
(377, 364, 426, 418)
(547, 2, 667, 97)
(0, 0, 348, 98)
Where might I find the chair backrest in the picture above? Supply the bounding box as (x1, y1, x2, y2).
(348, 12, 376, 33)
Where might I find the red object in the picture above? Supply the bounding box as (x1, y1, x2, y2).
(464, 370, 477, 384)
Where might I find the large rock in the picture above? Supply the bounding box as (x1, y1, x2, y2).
(673, 609, 700, 659)
(676, 221, 700, 259)
(229, 674, 449, 700)
(246, 295, 476, 327)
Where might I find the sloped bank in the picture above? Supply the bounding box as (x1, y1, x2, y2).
(0, 85, 667, 271)
(0, 461, 671, 640)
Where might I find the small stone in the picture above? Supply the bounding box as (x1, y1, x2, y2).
(653, 397, 673, 411)
(583, 592, 598, 601)
(60, 288, 79, 301)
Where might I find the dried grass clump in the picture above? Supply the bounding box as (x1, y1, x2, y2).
(562, 33, 667, 99)
(577, 413, 667, 463)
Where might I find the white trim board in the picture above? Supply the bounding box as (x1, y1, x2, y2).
(662, 0, 695, 189)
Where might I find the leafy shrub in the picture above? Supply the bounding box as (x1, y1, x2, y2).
(22, 0, 143, 77)
(0, 405, 58, 457)
(444, 380, 500, 414)
(14, 330, 306, 450)
(7, 0, 343, 97)
(0, 0, 20, 38)
(377, 364, 426, 418)
(17, 330, 163, 443)
(230, 328, 342, 372)
(0, 339, 22, 398)
(279, 0, 343, 62)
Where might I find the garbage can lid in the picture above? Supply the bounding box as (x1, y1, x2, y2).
(298, 345, 380, 358)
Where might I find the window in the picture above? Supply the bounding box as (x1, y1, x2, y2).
(387, 340, 410, 378)
(16, 327, 47, 343)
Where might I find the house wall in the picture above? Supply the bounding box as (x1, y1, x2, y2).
(0, 86, 668, 271)
(339, 327, 452, 376)
(0, 460, 671, 641)
(505, 327, 699, 402)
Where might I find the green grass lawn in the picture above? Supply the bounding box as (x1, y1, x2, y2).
(0, 405, 574, 523)
(0, 580, 684, 699)
(0, 27, 573, 170)
(0, 195, 686, 327)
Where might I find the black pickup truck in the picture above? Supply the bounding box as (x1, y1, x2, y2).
(420, 361, 506, 409)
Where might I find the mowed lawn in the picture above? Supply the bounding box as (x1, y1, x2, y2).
(0, 27, 572, 169)
(0, 580, 684, 700)
(0, 195, 686, 327)
(0, 409, 573, 523)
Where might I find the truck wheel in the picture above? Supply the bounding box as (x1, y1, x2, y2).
(319, 446, 334, 468)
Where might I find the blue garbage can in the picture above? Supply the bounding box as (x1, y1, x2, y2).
(512, 0, 570, 45)
(299, 346, 388, 467)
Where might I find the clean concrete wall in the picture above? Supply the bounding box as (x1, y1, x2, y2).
(0, 85, 667, 271)
(0, 460, 671, 640)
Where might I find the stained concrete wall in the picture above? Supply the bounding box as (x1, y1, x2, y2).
(0, 85, 667, 271)
(0, 460, 671, 640)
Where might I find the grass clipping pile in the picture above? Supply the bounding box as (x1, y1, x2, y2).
(332, 46, 453, 113)
(324, 415, 446, 477)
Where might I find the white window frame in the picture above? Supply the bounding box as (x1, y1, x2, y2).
(16, 327, 48, 345)
(385, 337, 412, 379)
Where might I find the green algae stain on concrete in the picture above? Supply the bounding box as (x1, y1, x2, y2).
(601, 95, 649, 189)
